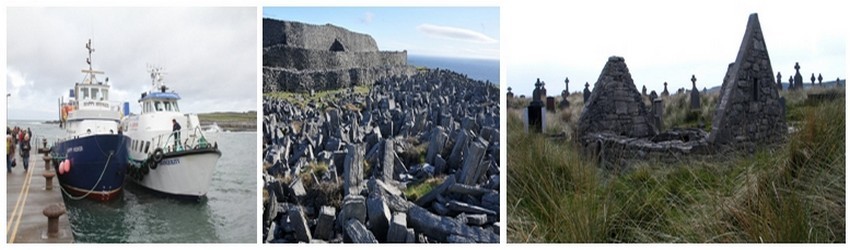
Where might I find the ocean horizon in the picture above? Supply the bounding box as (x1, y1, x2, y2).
(408, 54, 499, 84)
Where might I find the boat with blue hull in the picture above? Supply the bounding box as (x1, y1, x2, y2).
(51, 39, 130, 202)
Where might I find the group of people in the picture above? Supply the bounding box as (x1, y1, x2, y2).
(6, 126, 32, 173)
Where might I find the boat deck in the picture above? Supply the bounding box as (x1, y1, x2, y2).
(6, 149, 74, 243)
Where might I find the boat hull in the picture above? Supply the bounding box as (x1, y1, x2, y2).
(51, 134, 129, 202)
(129, 148, 221, 198)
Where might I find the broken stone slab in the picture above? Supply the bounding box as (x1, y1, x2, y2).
(381, 139, 395, 181)
(414, 174, 456, 207)
(339, 195, 367, 228)
(314, 206, 336, 241)
(456, 213, 488, 226)
(458, 141, 486, 185)
(447, 183, 490, 196)
(425, 126, 448, 164)
(344, 144, 364, 196)
(405, 228, 416, 243)
(289, 205, 312, 243)
(447, 235, 476, 243)
(447, 200, 497, 216)
(407, 205, 499, 243)
(434, 155, 447, 175)
(344, 219, 379, 243)
(447, 130, 470, 169)
(366, 192, 391, 242)
(289, 176, 307, 199)
(386, 212, 408, 243)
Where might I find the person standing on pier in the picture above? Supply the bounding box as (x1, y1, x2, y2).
(7, 128, 13, 173)
(20, 133, 32, 172)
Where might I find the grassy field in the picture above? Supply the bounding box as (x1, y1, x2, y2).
(264, 85, 371, 111)
(197, 111, 257, 131)
(507, 88, 845, 242)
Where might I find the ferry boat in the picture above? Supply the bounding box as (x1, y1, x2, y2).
(121, 67, 221, 199)
(51, 39, 129, 201)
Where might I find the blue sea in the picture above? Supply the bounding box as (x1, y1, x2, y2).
(408, 55, 500, 84)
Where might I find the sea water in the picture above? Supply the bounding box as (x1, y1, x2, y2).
(7, 121, 256, 243)
(408, 55, 500, 84)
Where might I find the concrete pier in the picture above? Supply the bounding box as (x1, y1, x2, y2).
(6, 146, 74, 243)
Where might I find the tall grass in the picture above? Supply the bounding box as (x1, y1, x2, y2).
(507, 91, 845, 243)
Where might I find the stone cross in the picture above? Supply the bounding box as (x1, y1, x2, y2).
(661, 82, 669, 97)
(789, 76, 794, 88)
(528, 80, 544, 133)
(776, 72, 783, 90)
(564, 77, 570, 94)
(794, 62, 803, 90)
(690, 75, 700, 110)
(507, 87, 514, 100)
(532, 78, 543, 103)
(583, 82, 591, 103)
(811, 73, 816, 86)
(818, 73, 823, 85)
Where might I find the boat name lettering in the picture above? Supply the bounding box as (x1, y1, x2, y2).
(160, 158, 180, 166)
(66, 146, 84, 153)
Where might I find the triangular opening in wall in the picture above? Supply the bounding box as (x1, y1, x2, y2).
(330, 39, 346, 52)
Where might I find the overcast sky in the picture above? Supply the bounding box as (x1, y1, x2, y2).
(6, 7, 257, 121)
(505, 0, 846, 96)
(263, 7, 500, 60)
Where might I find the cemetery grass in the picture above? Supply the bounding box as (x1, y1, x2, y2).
(507, 90, 845, 243)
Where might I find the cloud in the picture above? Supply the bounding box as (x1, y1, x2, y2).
(417, 23, 498, 44)
(360, 12, 374, 24)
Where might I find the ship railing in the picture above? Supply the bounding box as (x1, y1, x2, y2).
(152, 126, 216, 155)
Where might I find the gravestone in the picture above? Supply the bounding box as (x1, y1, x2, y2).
(506, 87, 514, 99)
(793, 62, 803, 90)
(652, 97, 664, 131)
(690, 74, 701, 110)
(661, 82, 670, 97)
(545, 97, 556, 112)
(776, 72, 782, 90)
(527, 79, 544, 133)
(708, 13, 786, 147)
(811, 73, 816, 86)
(838, 77, 842, 87)
(560, 77, 570, 108)
(582, 82, 591, 103)
(577, 56, 657, 138)
(818, 73, 823, 85)
(649, 90, 658, 101)
(788, 76, 794, 90)
(642, 85, 647, 96)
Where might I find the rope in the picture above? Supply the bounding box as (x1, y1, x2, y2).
(60, 151, 113, 200)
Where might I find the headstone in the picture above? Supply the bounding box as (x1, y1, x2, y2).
(708, 13, 786, 147)
(642, 85, 647, 96)
(289, 205, 312, 242)
(386, 213, 409, 243)
(661, 82, 670, 97)
(564, 77, 570, 93)
(652, 98, 664, 131)
(425, 126, 448, 164)
(838, 77, 842, 87)
(818, 73, 823, 85)
(339, 195, 367, 227)
(788, 76, 794, 89)
(366, 193, 391, 241)
(506, 87, 513, 101)
(579, 82, 590, 104)
(690, 74, 701, 110)
(776, 72, 783, 90)
(793, 62, 803, 90)
(527, 79, 544, 133)
(458, 141, 486, 186)
(560, 77, 570, 109)
(545, 97, 556, 112)
(577, 56, 657, 138)
(810, 73, 816, 86)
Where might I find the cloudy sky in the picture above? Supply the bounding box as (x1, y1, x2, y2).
(505, 0, 846, 96)
(263, 7, 500, 60)
(6, 7, 256, 121)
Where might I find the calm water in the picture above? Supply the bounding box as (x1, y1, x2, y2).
(409, 55, 500, 84)
(8, 120, 256, 243)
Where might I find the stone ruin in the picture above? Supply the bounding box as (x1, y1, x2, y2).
(576, 13, 785, 167)
(708, 13, 786, 147)
(578, 56, 658, 138)
(263, 18, 416, 93)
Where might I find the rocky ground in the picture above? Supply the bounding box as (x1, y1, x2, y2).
(262, 69, 500, 243)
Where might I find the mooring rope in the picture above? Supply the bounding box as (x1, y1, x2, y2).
(60, 151, 113, 200)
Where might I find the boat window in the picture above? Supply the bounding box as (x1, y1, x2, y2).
(144, 102, 152, 113)
(155, 101, 163, 111)
(102, 89, 108, 100)
(145, 141, 150, 154)
(91, 88, 100, 101)
(164, 102, 172, 111)
(81, 88, 90, 100)
(173, 102, 179, 112)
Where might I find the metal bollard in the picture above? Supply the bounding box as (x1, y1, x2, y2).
(43, 171, 55, 190)
(43, 204, 66, 238)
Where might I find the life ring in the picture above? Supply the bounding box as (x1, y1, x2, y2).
(152, 148, 164, 163)
(149, 159, 159, 170)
